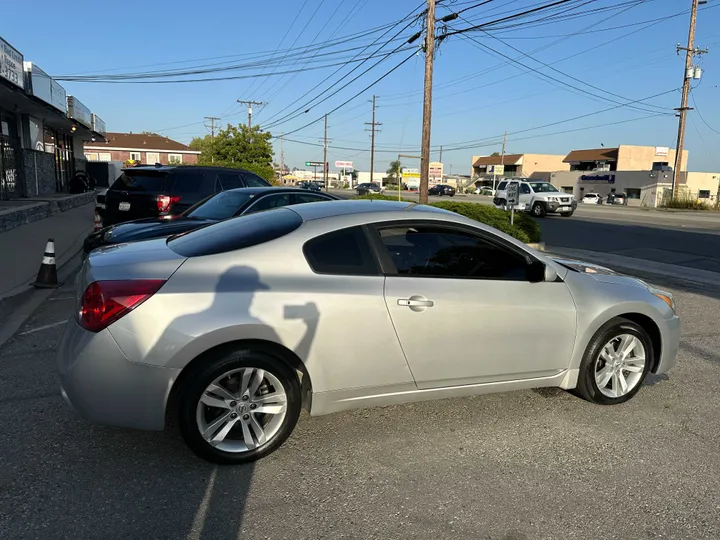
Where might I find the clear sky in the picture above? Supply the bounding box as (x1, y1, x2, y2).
(4, 0, 720, 174)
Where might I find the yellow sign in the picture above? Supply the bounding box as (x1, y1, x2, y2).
(489, 164, 504, 175)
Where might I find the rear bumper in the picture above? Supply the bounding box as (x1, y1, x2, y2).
(56, 319, 181, 431)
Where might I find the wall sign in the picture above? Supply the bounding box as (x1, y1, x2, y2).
(0, 37, 24, 89)
(24, 63, 67, 113)
(580, 174, 615, 184)
(67, 96, 92, 128)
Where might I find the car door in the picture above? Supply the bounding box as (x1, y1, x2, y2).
(371, 221, 577, 389)
(519, 183, 533, 210)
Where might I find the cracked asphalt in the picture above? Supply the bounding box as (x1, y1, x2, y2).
(1, 275, 719, 540)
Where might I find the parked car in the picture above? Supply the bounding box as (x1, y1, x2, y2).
(582, 193, 602, 204)
(428, 184, 456, 197)
(84, 187, 339, 257)
(493, 179, 577, 217)
(473, 186, 495, 196)
(59, 200, 679, 464)
(103, 165, 271, 227)
(609, 193, 628, 205)
(355, 182, 383, 195)
(297, 181, 322, 192)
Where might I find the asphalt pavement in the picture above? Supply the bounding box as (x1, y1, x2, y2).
(1, 269, 720, 539)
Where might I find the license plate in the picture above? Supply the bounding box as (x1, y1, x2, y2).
(118, 202, 130, 211)
(559, 206, 571, 212)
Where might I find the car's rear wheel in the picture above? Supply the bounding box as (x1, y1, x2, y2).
(574, 318, 652, 405)
(178, 348, 301, 464)
(532, 202, 547, 217)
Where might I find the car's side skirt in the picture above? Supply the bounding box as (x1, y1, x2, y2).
(310, 369, 579, 416)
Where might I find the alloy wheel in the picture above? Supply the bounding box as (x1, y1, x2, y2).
(594, 334, 646, 398)
(195, 367, 288, 453)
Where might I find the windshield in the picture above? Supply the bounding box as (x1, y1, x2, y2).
(186, 191, 253, 220)
(110, 171, 169, 192)
(528, 182, 559, 193)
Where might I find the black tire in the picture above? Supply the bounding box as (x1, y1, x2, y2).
(177, 347, 302, 464)
(531, 202, 547, 217)
(496, 198, 507, 210)
(573, 317, 653, 405)
(560, 210, 574, 217)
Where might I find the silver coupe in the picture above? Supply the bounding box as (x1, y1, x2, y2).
(57, 200, 680, 464)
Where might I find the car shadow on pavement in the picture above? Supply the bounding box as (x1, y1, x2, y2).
(0, 265, 319, 540)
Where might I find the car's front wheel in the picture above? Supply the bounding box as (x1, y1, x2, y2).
(178, 348, 301, 464)
(531, 202, 547, 217)
(560, 210, 574, 217)
(574, 318, 653, 405)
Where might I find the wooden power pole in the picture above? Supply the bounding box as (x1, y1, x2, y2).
(672, 0, 708, 197)
(323, 114, 329, 191)
(237, 100, 266, 128)
(205, 116, 220, 163)
(419, 0, 436, 204)
(365, 95, 381, 183)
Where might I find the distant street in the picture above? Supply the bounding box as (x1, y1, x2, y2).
(329, 189, 720, 273)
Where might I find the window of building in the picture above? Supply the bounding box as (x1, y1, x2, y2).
(27, 116, 44, 151)
(146, 152, 160, 164)
(168, 153, 182, 164)
(98, 152, 111, 162)
(699, 190, 711, 199)
(85, 153, 98, 161)
(652, 161, 670, 171)
(626, 188, 641, 199)
(304, 227, 378, 275)
(376, 225, 528, 281)
(130, 152, 141, 161)
(562, 186, 574, 194)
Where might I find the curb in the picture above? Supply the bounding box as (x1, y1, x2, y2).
(0, 192, 96, 234)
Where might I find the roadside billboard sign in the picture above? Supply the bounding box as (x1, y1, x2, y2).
(335, 160, 353, 168)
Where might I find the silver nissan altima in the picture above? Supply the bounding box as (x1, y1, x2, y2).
(57, 200, 680, 464)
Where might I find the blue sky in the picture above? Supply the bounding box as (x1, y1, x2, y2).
(4, 0, 720, 174)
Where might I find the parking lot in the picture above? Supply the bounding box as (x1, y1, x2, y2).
(1, 270, 720, 539)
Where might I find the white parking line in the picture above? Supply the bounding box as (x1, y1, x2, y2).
(19, 320, 68, 336)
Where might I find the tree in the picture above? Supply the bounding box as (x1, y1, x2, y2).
(189, 124, 275, 182)
(490, 151, 500, 157)
(386, 160, 402, 182)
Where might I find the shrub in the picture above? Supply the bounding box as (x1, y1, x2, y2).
(350, 195, 541, 243)
(663, 193, 713, 210)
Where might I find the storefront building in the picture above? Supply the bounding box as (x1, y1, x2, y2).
(0, 36, 105, 200)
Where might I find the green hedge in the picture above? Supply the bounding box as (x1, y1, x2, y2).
(351, 194, 541, 243)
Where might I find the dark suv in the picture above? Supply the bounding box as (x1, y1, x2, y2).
(103, 165, 270, 226)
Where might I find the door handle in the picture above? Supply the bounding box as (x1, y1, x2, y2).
(397, 297, 434, 308)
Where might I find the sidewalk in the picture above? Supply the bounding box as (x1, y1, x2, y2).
(0, 192, 95, 233)
(0, 203, 94, 302)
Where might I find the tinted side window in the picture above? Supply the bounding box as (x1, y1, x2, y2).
(170, 172, 208, 195)
(294, 193, 330, 204)
(377, 225, 527, 280)
(497, 181, 508, 190)
(520, 184, 531, 194)
(168, 208, 302, 257)
(304, 227, 378, 276)
(245, 194, 292, 214)
(110, 172, 168, 192)
(217, 173, 244, 190)
(242, 173, 271, 187)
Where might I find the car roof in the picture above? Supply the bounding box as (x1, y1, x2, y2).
(222, 186, 335, 196)
(287, 199, 453, 222)
(124, 165, 261, 174)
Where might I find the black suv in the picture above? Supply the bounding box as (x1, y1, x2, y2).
(355, 182, 382, 195)
(103, 165, 270, 226)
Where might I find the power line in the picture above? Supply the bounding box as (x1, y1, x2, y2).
(690, 90, 720, 136)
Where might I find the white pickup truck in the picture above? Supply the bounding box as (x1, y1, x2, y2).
(493, 179, 577, 217)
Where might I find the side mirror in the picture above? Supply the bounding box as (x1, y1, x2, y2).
(526, 261, 557, 283)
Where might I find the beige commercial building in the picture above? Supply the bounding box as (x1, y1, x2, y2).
(563, 145, 688, 172)
(471, 153, 568, 179)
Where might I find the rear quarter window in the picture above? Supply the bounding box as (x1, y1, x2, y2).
(110, 171, 169, 192)
(168, 207, 302, 257)
(169, 171, 211, 195)
(497, 181, 508, 190)
(303, 226, 378, 276)
(242, 173, 271, 187)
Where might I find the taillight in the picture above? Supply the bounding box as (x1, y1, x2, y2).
(78, 280, 165, 332)
(156, 195, 181, 213)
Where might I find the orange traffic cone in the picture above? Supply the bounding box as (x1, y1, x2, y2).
(30, 238, 62, 289)
(93, 212, 102, 231)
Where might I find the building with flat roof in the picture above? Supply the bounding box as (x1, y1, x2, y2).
(471, 153, 568, 180)
(563, 145, 688, 172)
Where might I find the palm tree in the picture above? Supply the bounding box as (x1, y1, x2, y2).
(386, 160, 402, 183)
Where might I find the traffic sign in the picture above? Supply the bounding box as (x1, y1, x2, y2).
(305, 161, 324, 167)
(506, 182, 519, 206)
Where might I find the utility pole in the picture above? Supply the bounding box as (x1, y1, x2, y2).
(672, 0, 708, 197)
(323, 114, 329, 191)
(494, 131, 507, 192)
(237, 100, 266, 128)
(365, 95, 381, 183)
(419, 0, 436, 204)
(279, 132, 284, 183)
(205, 116, 220, 164)
(439, 145, 443, 163)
